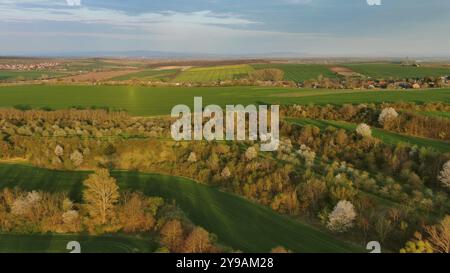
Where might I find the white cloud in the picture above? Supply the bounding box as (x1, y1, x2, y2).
(0, 1, 257, 27)
(66, 0, 81, 7)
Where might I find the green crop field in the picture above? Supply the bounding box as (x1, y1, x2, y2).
(173, 65, 254, 83)
(421, 111, 450, 119)
(0, 71, 67, 81)
(110, 69, 179, 81)
(0, 234, 157, 253)
(252, 64, 337, 82)
(0, 85, 449, 116)
(345, 64, 450, 79)
(0, 164, 362, 253)
(287, 118, 450, 153)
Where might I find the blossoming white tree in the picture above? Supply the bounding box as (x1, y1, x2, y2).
(356, 123, 372, 138)
(438, 161, 450, 190)
(327, 200, 357, 232)
(245, 146, 258, 161)
(378, 107, 399, 126)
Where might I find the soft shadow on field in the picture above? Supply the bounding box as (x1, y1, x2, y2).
(0, 164, 364, 253)
(0, 233, 157, 253)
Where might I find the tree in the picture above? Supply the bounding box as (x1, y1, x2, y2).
(400, 232, 433, 253)
(356, 123, 372, 138)
(375, 217, 393, 244)
(297, 178, 327, 214)
(70, 150, 84, 167)
(160, 219, 184, 252)
(297, 145, 316, 167)
(378, 107, 398, 127)
(118, 192, 156, 233)
(270, 246, 292, 253)
(83, 169, 120, 225)
(438, 161, 450, 190)
(183, 227, 212, 253)
(250, 69, 284, 82)
(327, 200, 357, 232)
(54, 145, 64, 157)
(187, 152, 197, 163)
(245, 146, 258, 161)
(425, 215, 450, 253)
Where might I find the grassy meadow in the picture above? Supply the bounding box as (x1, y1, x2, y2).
(0, 85, 449, 116)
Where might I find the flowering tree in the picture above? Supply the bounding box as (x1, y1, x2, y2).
(438, 161, 450, 190)
(378, 107, 399, 126)
(327, 200, 357, 232)
(356, 123, 372, 138)
(245, 146, 258, 161)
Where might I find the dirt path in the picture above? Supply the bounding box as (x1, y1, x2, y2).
(329, 66, 364, 77)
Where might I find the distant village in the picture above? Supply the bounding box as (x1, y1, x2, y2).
(0, 62, 60, 71)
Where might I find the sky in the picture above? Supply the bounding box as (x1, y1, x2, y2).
(1, 0, 450, 57)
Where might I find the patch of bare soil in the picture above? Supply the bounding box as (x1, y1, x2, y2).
(154, 66, 192, 71)
(330, 66, 364, 77)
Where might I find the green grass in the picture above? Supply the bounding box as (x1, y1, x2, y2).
(251, 64, 337, 82)
(174, 65, 254, 83)
(345, 64, 450, 79)
(287, 118, 450, 153)
(0, 233, 157, 253)
(420, 111, 450, 119)
(110, 69, 179, 81)
(0, 164, 362, 253)
(0, 71, 66, 81)
(0, 85, 449, 116)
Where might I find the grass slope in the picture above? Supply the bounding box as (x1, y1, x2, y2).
(0, 164, 362, 253)
(287, 118, 450, 153)
(345, 64, 450, 79)
(420, 111, 450, 119)
(0, 85, 449, 116)
(0, 233, 156, 253)
(252, 64, 337, 82)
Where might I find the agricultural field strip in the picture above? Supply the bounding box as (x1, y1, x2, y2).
(0, 85, 449, 116)
(173, 65, 254, 83)
(344, 64, 450, 79)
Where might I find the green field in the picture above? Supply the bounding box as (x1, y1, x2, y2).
(345, 64, 450, 79)
(0, 164, 362, 253)
(111, 69, 179, 81)
(287, 118, 450, 152)
(0, 85, 449, 116)
(421, 111, 450, 119)
(252, 64, 337, 82)
(0, 71, 66, 81)
(174, 65, 254, 83)
(0, 234, 156, 253)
